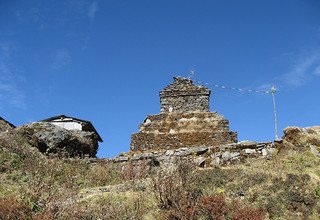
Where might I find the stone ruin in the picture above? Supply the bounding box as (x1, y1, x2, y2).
(160, 77, 210, 113)
(109, 77, 277, 168)
(131, 77, 238, 151)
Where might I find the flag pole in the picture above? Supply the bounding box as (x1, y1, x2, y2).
(271, 86, 279, 140)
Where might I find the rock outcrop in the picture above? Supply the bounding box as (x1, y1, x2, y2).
(0, 117, 15, 133)
(16, 122, 99, 157)
(283, 126, 320, 147)
(283, 126, 320, 157)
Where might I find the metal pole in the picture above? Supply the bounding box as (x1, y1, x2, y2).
(271, 86, 279, 140)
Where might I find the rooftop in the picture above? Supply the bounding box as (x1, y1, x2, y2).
(41, 115, 103, 142)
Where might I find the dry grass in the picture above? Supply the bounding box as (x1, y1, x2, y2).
(1, 129, 320, 219)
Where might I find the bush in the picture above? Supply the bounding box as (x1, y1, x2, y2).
(121, 159, 151, 182)
(199, 194, 227, 220)
(152, 160, 201, 220)
(151, 161, 266, 220)
(232, 201, 265, 220)
(0, 195, 32, 220)
(314, 186, 320, 198)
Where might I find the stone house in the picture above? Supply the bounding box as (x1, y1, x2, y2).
(41, 115, 103, 142)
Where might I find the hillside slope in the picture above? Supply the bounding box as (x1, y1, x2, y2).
(0, 126, 319, 219)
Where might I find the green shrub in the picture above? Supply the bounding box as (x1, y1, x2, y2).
(315, 186, 320, 198)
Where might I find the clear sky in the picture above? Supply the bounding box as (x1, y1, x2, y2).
(1, 0, 319, 158)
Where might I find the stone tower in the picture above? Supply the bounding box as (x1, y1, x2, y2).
(159, 77, 210, 113)
(130, 77, 237, 151)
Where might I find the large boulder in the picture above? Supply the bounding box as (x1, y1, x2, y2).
(16, 122, 99, 157)
(283, 126, 320, 148)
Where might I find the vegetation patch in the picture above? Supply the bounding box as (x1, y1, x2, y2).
(1, 127, 320, 219)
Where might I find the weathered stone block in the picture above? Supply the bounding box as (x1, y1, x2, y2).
(114, 156, 129, 163)
(131, 131, 237, 151)
(195, 157, 206, 167)
(212, 157, 221, 167)
(222, 151, 231, 160)
(244, 148, 256, 154)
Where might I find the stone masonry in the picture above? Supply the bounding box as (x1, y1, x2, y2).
(160, 77, 210, 113)
(113, 141, 276, 168)
(130, 77, 238, 151)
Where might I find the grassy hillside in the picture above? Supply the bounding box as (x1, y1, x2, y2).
(0, 128, 320, 219)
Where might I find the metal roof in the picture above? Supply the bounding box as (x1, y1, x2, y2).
(41, 115, 103, 142)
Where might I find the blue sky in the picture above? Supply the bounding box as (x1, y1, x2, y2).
(1, 0, 320, 158)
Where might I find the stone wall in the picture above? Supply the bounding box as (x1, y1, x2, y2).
(139, 112, 231, 133)
(113, 141, 276, 168)
(160, 95, 210, 113)
(159, 77, 210, 113)
(131, 112, 238, 150)
(131, 131, 238, 151)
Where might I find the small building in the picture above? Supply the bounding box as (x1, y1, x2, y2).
(41, 115, 103, 142)
(0, 117, 15, 133)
